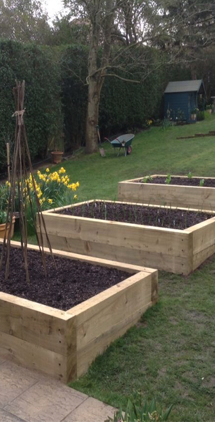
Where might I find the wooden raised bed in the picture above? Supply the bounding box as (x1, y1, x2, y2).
(38, 201, 215, 276)
(118, 175, 215, 210)
(0, 240, 158, 383)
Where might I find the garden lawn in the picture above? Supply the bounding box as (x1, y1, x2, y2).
(70, 258, 215, 422)
(41, 114, 215, 421)
(51, 113, 215, 202)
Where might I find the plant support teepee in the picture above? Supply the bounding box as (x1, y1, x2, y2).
(0, 80, 53, 282)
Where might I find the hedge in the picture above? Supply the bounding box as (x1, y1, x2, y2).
(60, 45, 192, 148)
(0, 40, 62, 168)
(0, 40, 193, 167)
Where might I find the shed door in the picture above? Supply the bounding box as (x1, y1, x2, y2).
(188, 94, 191, 112)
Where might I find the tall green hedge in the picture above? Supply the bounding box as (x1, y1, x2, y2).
(61, 46, 166, 147)
(0, 40, 193, 166)
(0, 40, 62, 168)
(60, 45, 88, 150)
(60, 46, 191, 148)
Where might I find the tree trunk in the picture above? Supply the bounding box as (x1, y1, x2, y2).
(85, 0, 114, 154)
(85, 76, 102, 154)
(85, 21, 102, 154)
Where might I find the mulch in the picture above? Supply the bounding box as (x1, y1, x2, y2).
(59, 201, 213, 230)
(137, 176, 215, 188)
(0, 247, 129, 311)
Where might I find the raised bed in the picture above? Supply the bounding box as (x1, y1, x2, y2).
(118, 175, 215, 210)
(0, 240, 158, 383)
(38, 201, 215, 275)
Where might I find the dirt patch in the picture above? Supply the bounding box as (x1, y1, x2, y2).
(137, 176, 215, 188)
(158, 367, 167, 377)
(169, 317, 179, 326)
(181, 371, 198, 384)
(202, 377, 215, 389)
(0, 247, 130, 311)
(184, 310, 208, 323)
(59, 202, 213, 230)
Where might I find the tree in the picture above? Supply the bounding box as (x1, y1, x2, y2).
(64, 0, 215, 154)
(0, 0, 51, 43)
(51, 14, 90, 46)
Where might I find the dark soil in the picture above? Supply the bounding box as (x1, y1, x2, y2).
(59, 201, 213, 230)
(137, 176, 215, 187)
(0, 247, 129, 311)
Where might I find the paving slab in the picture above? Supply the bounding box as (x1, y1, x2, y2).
(63, 397, 115, 422)
(0, 409, 26, 422)
(0, 361, 39, 408)
(0, 360, 116, 422)
(4, 378, 88, 422)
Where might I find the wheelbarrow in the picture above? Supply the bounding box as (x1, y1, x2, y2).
(104, 134, 135, 156)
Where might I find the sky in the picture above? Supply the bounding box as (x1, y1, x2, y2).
(44, 0, 65, 19)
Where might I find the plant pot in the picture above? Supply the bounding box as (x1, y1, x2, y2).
(0, 216, 15, 239)
(51, 151, 63, 164)
(191, 114, 197, 121)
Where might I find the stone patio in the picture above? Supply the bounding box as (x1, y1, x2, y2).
(0, 358, 115, 422)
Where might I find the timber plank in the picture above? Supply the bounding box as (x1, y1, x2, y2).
(118, 175, 215, 210)
(39, 199, 215, 274)
(0, 240, 157, 382)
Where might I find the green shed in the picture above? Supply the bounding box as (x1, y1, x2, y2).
(164, 80, 206, 122)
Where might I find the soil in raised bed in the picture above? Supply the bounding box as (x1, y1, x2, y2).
(0, 247, 130, 311)
(137, 176, 215, 188)
(59, 201, 213, 230)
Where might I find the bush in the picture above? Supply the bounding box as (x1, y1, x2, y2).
(0, 40, 63, 169)
(197, 111, 205, 121)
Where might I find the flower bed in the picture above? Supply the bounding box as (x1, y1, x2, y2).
(0, 240, 158, 382)
(38, 201, 215, 275)
(0, 167, 79, 238)
(118, 175, 215, 210)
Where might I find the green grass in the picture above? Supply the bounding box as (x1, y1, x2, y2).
(51, 112, 215, 202)
(40, 114, 215, 420)
(70, 261, 215, 422)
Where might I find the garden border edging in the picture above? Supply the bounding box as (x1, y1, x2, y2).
(0, 240, 158, 383)
(38, 201, 215, 275)
(118, 175, 215, 210)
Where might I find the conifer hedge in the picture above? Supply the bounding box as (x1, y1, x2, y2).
(0, 40, 192, 168)
(0, 40, 62, 168)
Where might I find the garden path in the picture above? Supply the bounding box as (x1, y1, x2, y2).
(0, 358, 115, 422)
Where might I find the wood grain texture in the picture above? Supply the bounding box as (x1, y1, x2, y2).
(39, 202, 194, 274)
(68, 272, 156, 377)
(118, 175, 215, 210)
(0, 240, 157, 383)
(39, 200, 215, 275)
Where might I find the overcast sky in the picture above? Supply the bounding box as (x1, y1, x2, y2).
(44, 0, 65, 19)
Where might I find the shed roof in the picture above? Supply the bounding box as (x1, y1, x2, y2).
(165, 80, 203, 94)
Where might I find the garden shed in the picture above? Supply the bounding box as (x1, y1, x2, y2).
(164, 80, 206, 122)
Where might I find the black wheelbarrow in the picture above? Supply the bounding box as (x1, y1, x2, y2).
(104, 134, 135, 156)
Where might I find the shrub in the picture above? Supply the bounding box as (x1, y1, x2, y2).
(197, 111, 205, 121)
(0, 40, 62, 169)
